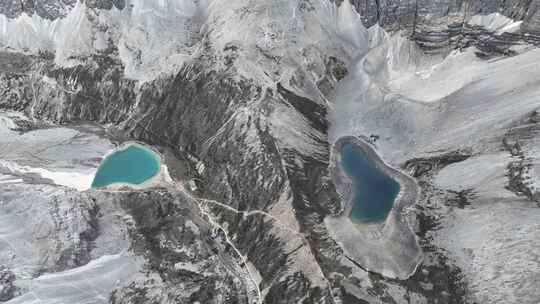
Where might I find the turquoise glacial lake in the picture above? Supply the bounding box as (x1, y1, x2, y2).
(91, 145, 161, 188)
(341, 143, 400, 223)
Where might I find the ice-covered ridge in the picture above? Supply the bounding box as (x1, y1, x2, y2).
(117, 0, 204, 80)
(0, 0, 370, 82)
(469, 12, 523, 34)
(204, 0, 369, 84)
(0, 1, 96, 66)
(0, 0, 203, 79)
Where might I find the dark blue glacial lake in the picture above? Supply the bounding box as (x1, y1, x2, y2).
(341, 143, 400, 223)
(91, 145, 160, 188)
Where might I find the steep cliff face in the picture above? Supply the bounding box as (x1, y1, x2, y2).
(348, 0, 540, 32)
(0, 0, 125, 19)
(0, 0, 539, 303)
(343, 0, 540, 57)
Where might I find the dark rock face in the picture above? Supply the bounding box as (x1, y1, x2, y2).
(52, 194, 102, 272)
(403, 150, 472, 178)
(340, 0, 540, 55)
(85, 0, 125, 10)
(0, 0, 124, 19)
(264, 272, 324, 304)
(0, 267, 19, 302)
(277, 83, 328, 134)
(0, 0, 75, 19)
(503, 110, 540, 206)
(348, 0, 539, 31)
(109, 190, 251, 304)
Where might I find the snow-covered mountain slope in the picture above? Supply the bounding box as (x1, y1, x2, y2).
(0, 0, 368, 81)
(0, 0, 539, 303)
(329, 12, 540, 303)
(330, 32, 540, 161)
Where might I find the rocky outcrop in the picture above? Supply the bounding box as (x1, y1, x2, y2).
(0, 0, 124, 19)
(0, 267, 19, 302)
(503, 110, 540, 206)
(339, 0, 540, 56)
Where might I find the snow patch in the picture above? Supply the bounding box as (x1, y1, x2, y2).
(10, 254, 144, 304)
(0, 160, 95, 191)
(432, 202, 540, 303)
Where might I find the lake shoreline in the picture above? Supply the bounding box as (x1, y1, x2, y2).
(325, 136, 423, 279)
(333, 137, 418, 222)
(91, 141, 172, 191)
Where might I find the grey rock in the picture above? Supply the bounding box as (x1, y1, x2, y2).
(0, 267, 19, 302)
(0, 0, 124, 19)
